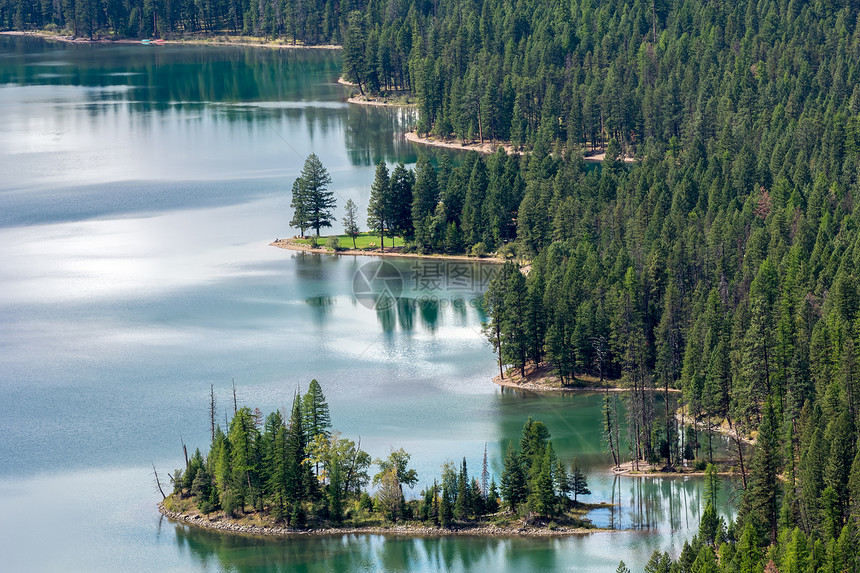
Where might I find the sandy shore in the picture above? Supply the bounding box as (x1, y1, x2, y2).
(611, 461, 740, 477)
(159, 502, 603, 538)
(405, 132, 521, 155)
(1, 30, 340, 49)
(347, 95, 417, 107)
(493, 362, 681, 394)
(405, 132, 637, 163)
(271, 238, 506, 264)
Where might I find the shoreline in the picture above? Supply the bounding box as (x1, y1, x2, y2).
(159, 502, 604, 538)
(405, 132, 637, 163)
(0, 30, 340, 50)
(405, 132, 521, 156)
(610, 461, 740, 478)
(347, 95, 418, 107)
(270, 238, 506, 264)
(492, 363, 682, 394)
(337, 80, 420, 108)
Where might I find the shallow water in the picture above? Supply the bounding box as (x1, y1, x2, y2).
(0, 35, 734, 572)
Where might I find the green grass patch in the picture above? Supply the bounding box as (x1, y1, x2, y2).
(295, 232, 405, 250)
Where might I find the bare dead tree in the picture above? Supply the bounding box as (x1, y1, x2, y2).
(210, 384, 217, 442)
(481, 443, 489, 499)
(181, 436, 189, 469)
(232, 378, 238, 414)
(152, 463, 166, 500)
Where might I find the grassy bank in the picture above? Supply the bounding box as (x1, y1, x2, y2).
(292, 232, 405, 250)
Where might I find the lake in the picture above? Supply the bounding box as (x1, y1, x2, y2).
(0, 35, 734, 572)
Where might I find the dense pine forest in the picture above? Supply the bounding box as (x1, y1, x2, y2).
(0, 0, 359, 41)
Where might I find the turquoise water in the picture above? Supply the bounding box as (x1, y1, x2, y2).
(0, 35, 733, 572)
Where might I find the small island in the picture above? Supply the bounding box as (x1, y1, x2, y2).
(159, 380, 607, 538)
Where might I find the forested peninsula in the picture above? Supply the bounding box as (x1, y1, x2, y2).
(160, 380, 605, 537)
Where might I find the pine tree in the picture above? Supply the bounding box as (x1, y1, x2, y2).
(849, 448, 860, 522)
(367, 161, 391, 251)
(699, 503, 719, 546)
(740, 399, 781, 544)
(780, 527, 809, 573)
(292, 154, 335, 236)
(389, 163, 414, 240)
(454, 457, 469, 520)
(290, 178, 311, 236)
(528, 443, 556, 517)
(691, 545, 718, 573)
(342, 198, 360, 248)
(487, 478, 500, 514)
(376, 467, 403, 523)
(411, 155, 438, 247)
(327, 455, 344, 523)
(502, 269, 529, 376)
(500, 441, 526, 512)
(703, 463, 721, 510)
(483, 261, 516, 379)
(570, 457, 590, 503)
(302, 379, 331, 442)
(284, 394, 309, 513)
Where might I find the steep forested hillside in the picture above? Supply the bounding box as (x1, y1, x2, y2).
(343, 0, 860, 157)
(343, 0, 860, 568)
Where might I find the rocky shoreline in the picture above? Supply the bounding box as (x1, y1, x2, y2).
(158, 502, 602, 538)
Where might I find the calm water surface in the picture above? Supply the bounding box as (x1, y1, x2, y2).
(0, 36, 733, 572)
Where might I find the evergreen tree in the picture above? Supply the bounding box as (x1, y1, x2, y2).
(302, 378, 331, 442)
(367, 161, 392, 251)
(740, 399, 781, 544)
(292, 154, 335, 236)
(290, 179, 311, 236)
(500, 441, 526, 512)
(342, 198, 360, 248)
(389, 163, 414, 239)
(454, 457, 469, 520)
(284, 394, 310, 514)
(570, 457, 590, 503)
(376, 466, 403, 523)
(528, 443, 556, 517)
(411, 155, 438, 249)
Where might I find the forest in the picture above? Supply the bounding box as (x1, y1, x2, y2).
(167, 380, 595, 531)
(0, 0, 358, 42)
(8, 0, 860, 569)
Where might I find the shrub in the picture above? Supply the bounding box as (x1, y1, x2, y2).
(496, 242, 518, 259)
(326, 235, 341, 251)
(471, 242, 487, 257)
(359, 492, 374, 512)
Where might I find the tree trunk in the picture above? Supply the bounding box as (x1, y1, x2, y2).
(726, 414, 747, 488)
(153, 463, 166, 500)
